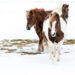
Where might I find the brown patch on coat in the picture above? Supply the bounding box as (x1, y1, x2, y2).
(48, 12, 64, 43)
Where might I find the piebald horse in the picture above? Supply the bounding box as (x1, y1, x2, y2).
(43, 4, 69, 61)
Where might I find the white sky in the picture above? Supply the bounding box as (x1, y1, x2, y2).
(0, 0, 75, 39)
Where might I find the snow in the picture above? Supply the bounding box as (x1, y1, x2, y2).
(0, 0, 75, 75)
(0, 41, 75, 75)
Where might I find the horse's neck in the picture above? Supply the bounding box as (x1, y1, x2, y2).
(60, 17, 67, 39)
(34, 21, 43, 37)
(53, 5, 68, 37)
(61, 14, 67, 23)
(53, 5, 68, 24)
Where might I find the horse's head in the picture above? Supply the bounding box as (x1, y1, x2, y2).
(62, 4, 69, 19)
(26, 10, 36, 30)
(49, 12, 60, 37)
(26, 8, 52, 30)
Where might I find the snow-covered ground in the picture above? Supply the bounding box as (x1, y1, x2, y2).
(0, 51, 75, 75)
(0, 0, 75, 75)
(0, 39, 75, 75)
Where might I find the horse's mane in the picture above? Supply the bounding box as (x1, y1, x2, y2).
(30, 8, 45, 12)
(53, 5, 62, 16)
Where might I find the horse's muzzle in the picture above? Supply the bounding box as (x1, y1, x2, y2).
(26, 27, 30, 30)
(51, 33, 56, 37)
(65, 15, 68, 19)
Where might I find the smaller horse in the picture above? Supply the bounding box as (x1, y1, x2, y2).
(43, 4, 69, 61)
(26, 8, 52, 52)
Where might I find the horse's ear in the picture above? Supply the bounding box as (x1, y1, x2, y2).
(56, 13, 59, 20)
(26, 11, 29, 18)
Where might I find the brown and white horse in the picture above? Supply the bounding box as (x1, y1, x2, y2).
(26, 8, 52, 52)
(43, 4, 69, 61)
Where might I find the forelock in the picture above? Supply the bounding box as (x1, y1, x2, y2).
(62, 4, 69, 9)
(26, 11, 30, 18)
(49, 12, 59, 22)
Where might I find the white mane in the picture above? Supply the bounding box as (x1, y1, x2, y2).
(52, 5, 62, 16)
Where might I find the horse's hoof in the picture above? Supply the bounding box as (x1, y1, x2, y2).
(37, 50, 42, 54)
(37, 49, 43, 53)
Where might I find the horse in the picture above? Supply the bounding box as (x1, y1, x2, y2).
(26, 8, 52, 52)
(43, 4, 69, 61)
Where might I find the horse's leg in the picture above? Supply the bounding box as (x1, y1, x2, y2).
(50, 47, 54, 61)
(38, 34, 43, 52)
(56, 44, 61, 61)
(49, 42, 55, 61)
(34, 22, 44, 52)
(42, 32, 48, 51)
(41, 36, 44, 52)
(39, 32, 48, 52)
(53, 43, 56, 57)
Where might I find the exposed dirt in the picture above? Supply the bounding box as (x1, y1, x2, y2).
(0, 39, 75, 55)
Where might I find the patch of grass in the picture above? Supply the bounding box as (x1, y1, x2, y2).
(3, 44, 13, 47)
(1, 39, 75, 45)
(33, 40, 38, 43)
(25, 39, 38, 44)
(11, 39, 23, 42)
(11, 43, 24, 45)
(10, 39, 38, 43)
(0, 39, 75, 55)
(0, 47, 16, 53)
(0, 48, 9, 50)
(64, 40, 75, 45)
(24, 39, 75, 45)
(16, 52, 41, 55)
(9, 39, 38, 48)
(5, 49, 16, 53)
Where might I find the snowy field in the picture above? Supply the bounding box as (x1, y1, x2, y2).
(0, 0, 75, 75)
(0, 39, 75, 75)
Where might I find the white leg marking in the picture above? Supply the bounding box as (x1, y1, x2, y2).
(49, 43, 56, 62)
(57, 44, 61, 61)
